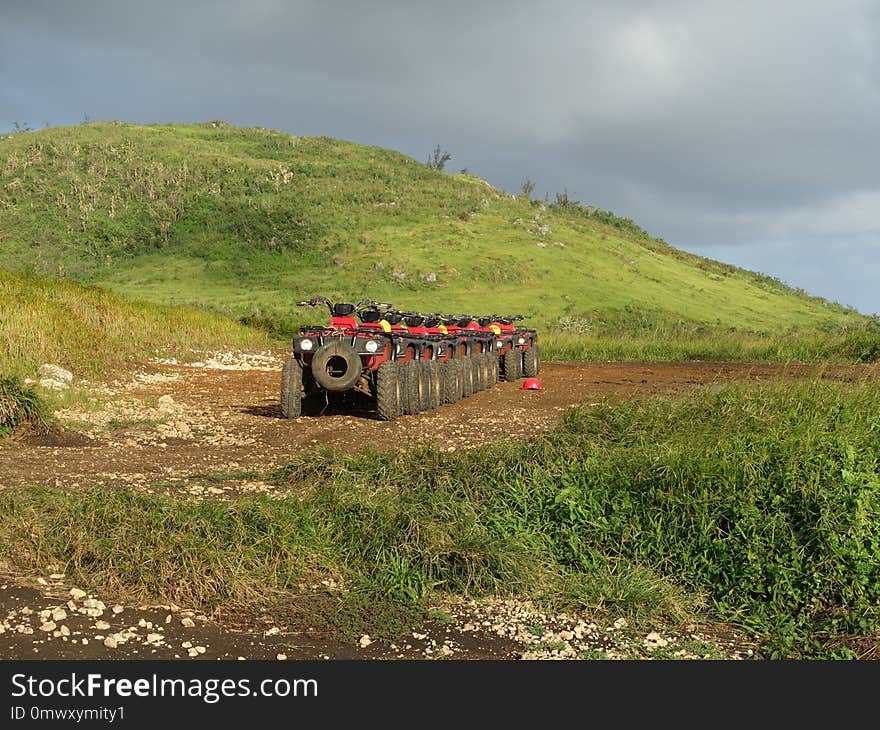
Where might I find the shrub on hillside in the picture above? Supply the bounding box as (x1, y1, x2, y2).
(0, 376, 48, 437)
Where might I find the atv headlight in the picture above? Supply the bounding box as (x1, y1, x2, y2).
(517, 337, 526, 345)
(300, 338, 313, 351)
(496, 340, 503, 348)
(365, 340, 379, 353)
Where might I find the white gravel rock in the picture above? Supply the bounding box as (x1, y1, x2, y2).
(39, 364, 73, 383)
(644, 632, 669, 649)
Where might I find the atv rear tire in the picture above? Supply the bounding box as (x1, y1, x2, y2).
(376, 361, 402, 421)
(425, 361, 442, 410)
(487, 352, 499, 386)
(419, 361, 436, 411)
(440, 361, 460, 404)
(469, 356, 481, 393)
(402, 360, 423, 415)
(280, 357, 303, 418)
(502, 349, 524, 381)
(481, 353, 492, 389)
(523, 346, 539, 378)
(459, 358, 474, 398)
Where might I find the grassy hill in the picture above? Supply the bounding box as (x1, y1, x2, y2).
(0, 268, 270, 378)
(0, 122, 866, 341)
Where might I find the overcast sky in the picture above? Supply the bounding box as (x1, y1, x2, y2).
(2, 0, 878, 314)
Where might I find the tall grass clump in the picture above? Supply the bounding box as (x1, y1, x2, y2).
(0, 375, 48, 437)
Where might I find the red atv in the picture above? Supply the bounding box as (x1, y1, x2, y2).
(281, 297, 403, 420)
(483, 314, 541, 381)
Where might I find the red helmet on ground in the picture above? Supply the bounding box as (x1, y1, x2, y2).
(522, 378, 542, 390)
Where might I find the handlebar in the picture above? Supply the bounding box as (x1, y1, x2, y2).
(296, 296, 334, 315)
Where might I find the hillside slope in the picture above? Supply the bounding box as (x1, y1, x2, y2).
(0, 122, 863, 334)
(0, 268, 269, 377)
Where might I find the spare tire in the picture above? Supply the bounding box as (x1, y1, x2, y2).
(310, 340, 362, 392)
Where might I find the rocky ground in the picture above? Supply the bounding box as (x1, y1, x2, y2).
(2, 352, 874, 660)
(0, 572, 758, 661)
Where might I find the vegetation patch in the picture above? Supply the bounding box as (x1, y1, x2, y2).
(0, 268, 272, 377)
(2, 381, 878, 655)
(0, 376, 48, 437)
(542, 312, 880, 364)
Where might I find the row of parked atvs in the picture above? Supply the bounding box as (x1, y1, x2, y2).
(280, 297, 540, 420)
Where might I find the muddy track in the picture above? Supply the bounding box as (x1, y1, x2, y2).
(1, 358, 876, 491)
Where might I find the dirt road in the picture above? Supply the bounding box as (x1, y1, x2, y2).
(1, 358, 876, 491)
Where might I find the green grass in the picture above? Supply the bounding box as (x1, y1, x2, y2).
(541, 316, 880, 364)
(0, 122, 867, 340)
(0, 267, 272, 377)
(0, 375, 48, 437)
(3, 380, 879, 655)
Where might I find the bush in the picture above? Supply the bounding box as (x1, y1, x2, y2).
(0, 376, 48, 437)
